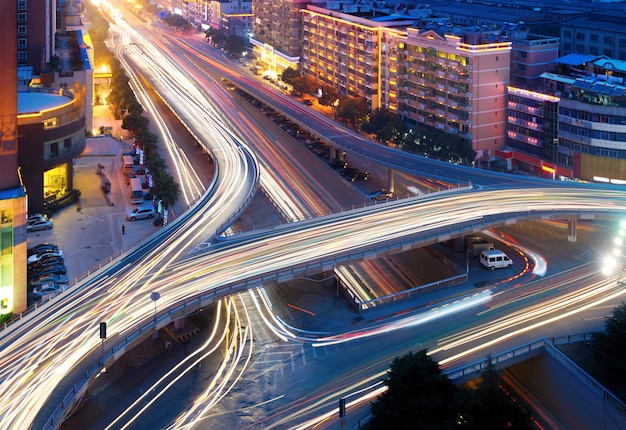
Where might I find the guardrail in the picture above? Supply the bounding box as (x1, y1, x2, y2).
(444, 334, 626, 416)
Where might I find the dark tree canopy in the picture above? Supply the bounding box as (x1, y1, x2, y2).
(281, 67, 300, 85)
(459, 357, 534, 429)
(318, 84, 340, 107)
(367, 350, 460, 430)
(366, 351, 535, 430)
(593, 302, 626, 385)
(224, 35, 246, 56)
(291, 75, 318, 96)
(361, 108, 408, 145)
(336, 97, 368, 127)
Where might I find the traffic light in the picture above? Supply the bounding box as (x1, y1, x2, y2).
(99, 322, 107, 339)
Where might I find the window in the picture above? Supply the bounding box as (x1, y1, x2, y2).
(17, 13, 26, 23)
(43, 118, 57, 128)
(64, 137, 71, 150)
(604, 36, 613, 45)
(589, 34, 598, 43)
(17, 39, 27, 49)
(563, 30, 572, 38)
(50, 142, 59, 157)
(17, 51, 27, 61)
(17, 26, 26, 36)
(17, 0, 26, 10)
(575, 32, 585, 41)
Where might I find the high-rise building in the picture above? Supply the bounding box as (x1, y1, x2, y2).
(0, 2, 29, 316)
(301, 4, 511, 160)
(17, 0, 57, 75)
(250, 0, 312, 73)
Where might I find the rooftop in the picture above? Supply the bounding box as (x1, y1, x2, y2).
(17, 90, 73, 115)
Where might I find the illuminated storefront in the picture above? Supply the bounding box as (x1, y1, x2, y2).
(17, 88, 86, 213)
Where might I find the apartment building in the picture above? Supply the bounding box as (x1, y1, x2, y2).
(17, 0, 56, 75)
(301, 5, 513, 158)
(504, 54, 626, 181)
(0, 1, 29, 315)
(509, 32, 560, 90)
(250, 0, 312, 73)
(301, 5, 415, 111)
(187, 0, 252, 36)
(560, 13, 626, 61)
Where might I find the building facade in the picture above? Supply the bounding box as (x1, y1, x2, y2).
(504, 55, 626, 182)
(1, 1, 29, 316)
(17, 0, 56, 75)
(301, 6, 415, 111)
(510, 32, 560, 90)
(560, 13, 626, 61)
(17, 88, 86, 213)
(250, 0, 312, 73)
(399, 30, 511, 160)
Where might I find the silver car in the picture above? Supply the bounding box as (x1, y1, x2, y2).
(126, 206, 156, 221)
(26, 219, 53, 232)
(32, 283, 63, 299)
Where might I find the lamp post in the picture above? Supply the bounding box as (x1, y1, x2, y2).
(150, 291, 160, 324)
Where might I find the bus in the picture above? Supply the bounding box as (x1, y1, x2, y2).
(129, 177, 144, 204)
(122, 155, 134, 175)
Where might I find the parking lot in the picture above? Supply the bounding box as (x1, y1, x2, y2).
(25, 137, 161, 305)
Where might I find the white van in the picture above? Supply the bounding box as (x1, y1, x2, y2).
(480, 249, 512, 270)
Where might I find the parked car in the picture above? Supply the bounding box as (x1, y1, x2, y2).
(30, 273, 69, 287)
(27, 214, 48, 225)
(126, 206, 156, 221)
(329, 159, 348, 170)
(27, 243, 58, 256)
(28, 256, 65, 271)
(26, 219, 53, 232)
(31, 264, 67, 278)
(303, 99, 313, 106)
(32, 283, 64, 299)
(368, 190, 394, 201)
(28, 250, 64, 264)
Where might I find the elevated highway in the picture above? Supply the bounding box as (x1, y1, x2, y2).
(4, 8, 626, 430)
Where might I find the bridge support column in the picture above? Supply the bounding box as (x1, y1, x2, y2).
(388, 168, 395, 193)
(329, 146, 337, 160)
(568, 218, 577, 242)
(174, 318, 186, 329)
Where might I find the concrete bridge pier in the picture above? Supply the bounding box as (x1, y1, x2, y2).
(568, 218, 577, 242)
(388, 167, 395, 193)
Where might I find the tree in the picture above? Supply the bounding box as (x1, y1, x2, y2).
(401, 125, 475, 165)
(210, 29, 227, 47)
(122, 111, 149, 135)
(164, 14, 191, 32)
(361, 108, 408, 145)
(291, 75, 318, 96)
(459, 356, 534, 429)
(318, 84, 339, 107)
(281, 67, 300, 85)
(366, 350, 460, 430)
(336, 97, 368, 128)
(150, 170, 180, 210)
(592, 302, 626, 386)
(224, 35, 246, 57)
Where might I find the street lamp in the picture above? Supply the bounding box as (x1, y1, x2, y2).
(150, 291, 160, 324)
